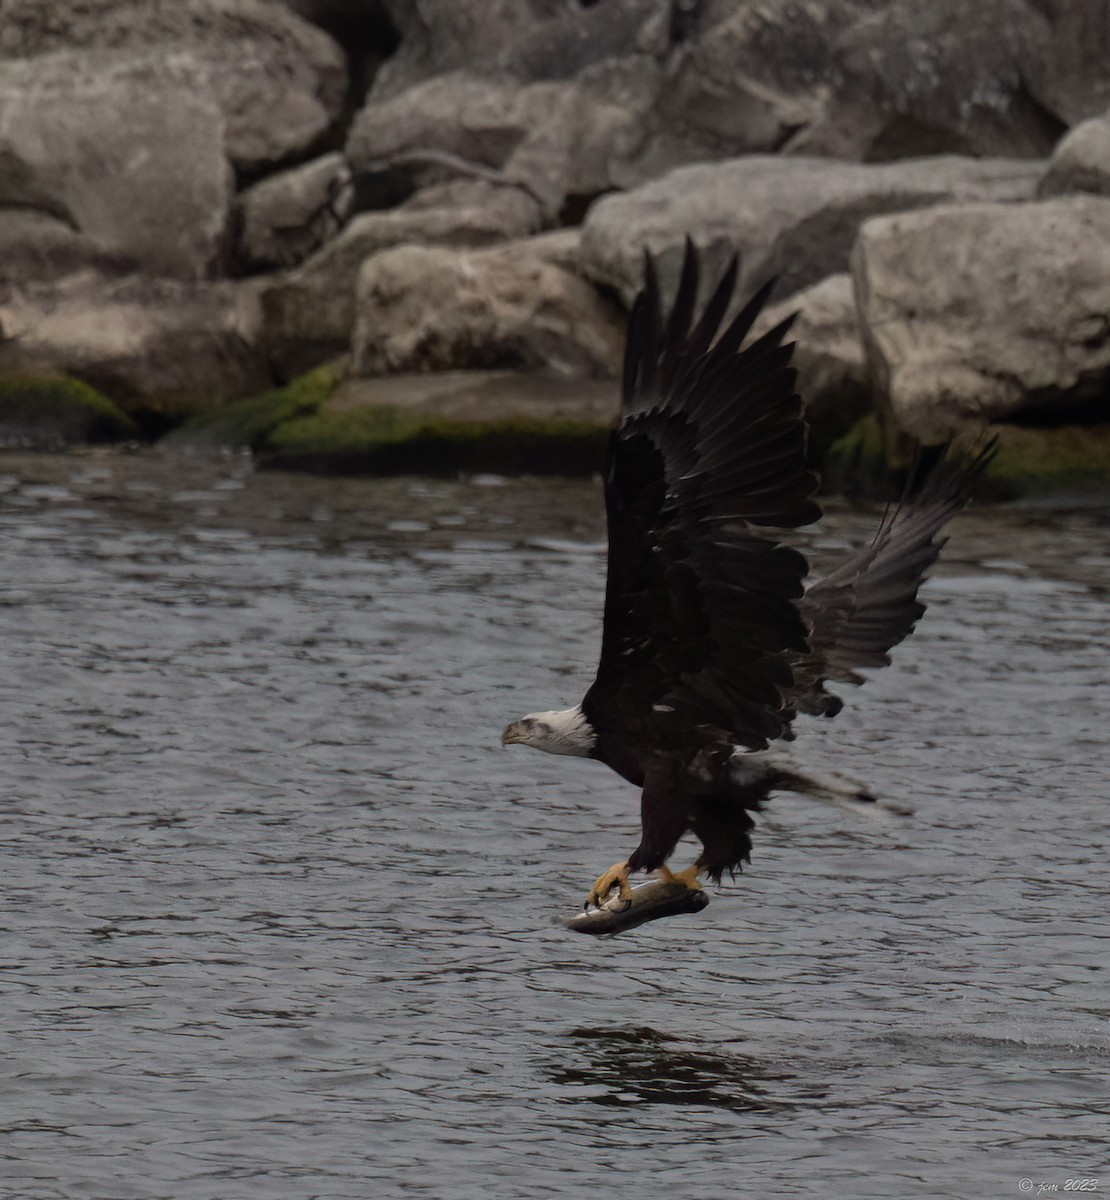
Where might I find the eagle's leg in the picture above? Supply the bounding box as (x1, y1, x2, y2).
(585, 861, 632, 911)
(657, 863, 703, 891)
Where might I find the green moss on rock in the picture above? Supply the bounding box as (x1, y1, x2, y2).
(0, 374, 136, 447)
(163, 365, 341, 450)
(981, 423, 1110, 499)
(821, 414, 1110, 499)
(820, 413, 889, 495)
(261, 404, 610, 474)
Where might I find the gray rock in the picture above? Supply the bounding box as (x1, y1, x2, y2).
(754, 273, 871, 443)
(492, 0, 670, 82)
(502, 228, 584, 276)
(853, 195, 1110, 439)
(0, 212, 132, 282)
(0, 57, 232, 280)
(657, 0, 875, 164)
(1029, 0, 1110, 128)
(580, 154, 1043, 306)
(1039, 114, 1110, 198)
(323, 370, 618, 427)
(793, 0, 1065, 162)
(348, 72, 578, 219)
(0, 273, 272, 413)
(236, 153, 353, 271)
(370, 0, 564, 99)
(350, 70, 555, 171)
(0, 0, 346, 172)
(260, 182, 543, 377)
(0, 142, 69, 222)
(350, 237, 624, 379)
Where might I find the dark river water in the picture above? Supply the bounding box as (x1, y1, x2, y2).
(1, 450, 1107, 1200)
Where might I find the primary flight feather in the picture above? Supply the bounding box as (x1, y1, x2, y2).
(502, 239, 991, 917)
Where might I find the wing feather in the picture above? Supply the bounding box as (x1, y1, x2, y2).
(582, 241, 820, 752)
(790, 443, 996, 716)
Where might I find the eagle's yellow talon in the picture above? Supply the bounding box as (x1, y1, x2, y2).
(657, 863, 704, 891)
(586, 860, 631, 910)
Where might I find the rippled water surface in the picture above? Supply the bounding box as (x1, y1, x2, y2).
(1, 450, 1107, 1200)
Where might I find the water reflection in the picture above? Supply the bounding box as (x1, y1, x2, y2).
(549, 1026, 812, 1112)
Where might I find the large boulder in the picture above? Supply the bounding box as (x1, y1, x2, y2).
(680, 0, 1105, 164)
(0, 273, 272, 416)
(1039, 113, 1110, 198)
(657, 0, 879, 163)
(0, 56, 232, 280)
(753, 273, 872, 451)
(369, 0, 593, 100)
(852, 195, 1110, 439)
(580, 155, 1043, 305)
(792, 0, 1067, 162)
(260, 181, 543, 377)
(350, 233, 624, 378)
(0, 0, 346, 173)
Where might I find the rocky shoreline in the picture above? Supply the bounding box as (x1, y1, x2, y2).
(1, 1, 1109, 494)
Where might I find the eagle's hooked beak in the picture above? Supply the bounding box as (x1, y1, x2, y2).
(501, 721, 526, 747)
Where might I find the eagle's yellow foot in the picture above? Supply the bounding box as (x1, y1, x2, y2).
(658, 863, 703, 890)
(585, 861, 632, 911)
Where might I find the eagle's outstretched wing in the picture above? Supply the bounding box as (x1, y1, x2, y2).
(790, 443, 996, 717)
(581, 240, 820, 752)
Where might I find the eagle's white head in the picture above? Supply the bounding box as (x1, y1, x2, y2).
(501, 704, 596, 757)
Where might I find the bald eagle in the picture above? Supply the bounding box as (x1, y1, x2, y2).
(502, 240, 990, 915)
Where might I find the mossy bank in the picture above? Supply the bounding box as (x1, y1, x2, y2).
(167, 369, 617, 475)
(0, 375, 136, 449)
(6, 364, 1107, 501)
(825, 414, 1110, 500)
